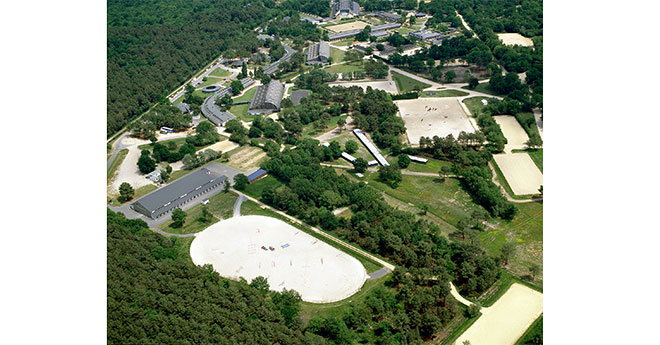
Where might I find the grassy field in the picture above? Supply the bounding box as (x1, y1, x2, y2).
(462, 96, 490, 116)
(158, 191, 238, 234)
(462, 82, 501, 96)
(402, 157, 454, 174)
(279, 65, 314, 82)
(242, 175, 283, 199)
(528, 149, 542, 172)
(300, 114, 349, 137)
(331, 47, 346, 63)
(198, 77, 224, 88)
(209, 68, 231, 78)
(515, 315, 543, 345)
(422, 89, 469, 97)
(228, 103, 251, 122)
(107, 149, 128, 182)
(331, 38, 355, 47)
(324, 62, 365, 74)
(477, 201, 543, 283)
(233, 86, 257, 103)
(365, 172, 487, 231)
(391, 71, 431, 93)
(299, 274, 391, 325)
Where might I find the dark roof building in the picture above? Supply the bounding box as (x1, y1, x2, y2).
(332, 0, 360, 18)
(131, 168, 227, 219)
(248, 80, 285, 115)
(231, 60, 243, 68)
(257, 34, 275, 41)
(306, 41, 331, 65)
(410, 29, 443, 40)
(300, 17, 322, 24)
(173, 102, 191, 113)
(247, 168, 268, 183)
(374, 11, 402, 22)
(290, 89, 311, 106)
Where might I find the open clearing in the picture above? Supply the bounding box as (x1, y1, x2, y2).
(455, 283, 543, 345)
(396, 98, 476, 145)
(497, 33, 534, 47)
(329, 80, 398, 93)
(493, 153, 543, 195)
(494, 115, 529, 153)
(324, 21, 368, 33)
(204, 140, 239, 153)
(190, 215, 367, 303)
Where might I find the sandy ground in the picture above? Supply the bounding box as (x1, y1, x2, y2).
(493, 153, 543, 195)
(455, 283, 543, 345)
(329, 80, 398, 93)
(494, 115, 529, 153)
(227, 146, 267, 172)
(397, 98, 477, 145)
(497, 33, 534, 47)
(325, 21, 369, 33)
(190, 215, 367, 303)
(204, 140, 239, 153)
(109, 139, 153, 196)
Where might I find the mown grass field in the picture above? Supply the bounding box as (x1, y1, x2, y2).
(462, 82, 501, 96)
(391, 71, 431, 93)
(233, 86, 257, 102)
(331, 38, 355, 47)
(228, 103, 251, 122)
(462, 96, 490, 116)
(401, 157, 454, 174)
(331, 47, 345, 63)
(422, 89, 469, 97)
(158, 191, 238, 234)
(242, 175, 283, 199)
(324, 62, 365, 74)
(209, 68, 231, 78)
(198, 77, 224, 88)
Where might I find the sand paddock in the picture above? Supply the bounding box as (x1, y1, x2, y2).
(494, 115, 529, 153)
(397, 98, 476, 145)
(190, 215, 367, 303)
(493, 153, 543, 195)
(497, 33, 534, 47)
(455, 283, 543, 345)
(325, 21, 369, 33)
(329, 80, 398, 93)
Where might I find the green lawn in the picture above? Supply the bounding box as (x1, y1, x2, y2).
(515, 315, 543, 345)
(323, 62, 365, 74)
(279, 65, 314, 82)
(462, 82, 502, 96)
(321, 130, 373, 162)
(209, 68, 231, 78)
(527, 149, 542, 172)
(300, 114, 349, 137)
(242, 175, 283, 199)
(228, 103, 252, 122)
(107, 149, 128, 183)
(158, 191, 238, 234)
(233, 86, 257, 103)
(198, 77, 224, 88)
(463, 96, 490, 116)
(331, 47, 345, 63)
(422, 89, 469, 97)
(192, 89, 213, 100)
(391, 71, 431, 93)
(365, 172, 488, 232)
(331, 38, 355, 47)
(402, 157, 454, 174)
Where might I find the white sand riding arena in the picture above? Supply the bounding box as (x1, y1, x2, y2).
(325, 21, 369, 33)
(497, 33, 534, 47)
(494, 115, 529, 153)
(329, 80, 398, 93)
(190, 215, 367, 303)
(455, 283, 543, 345)
(493, 153, 543, 195)
(397, 98, 477, 145)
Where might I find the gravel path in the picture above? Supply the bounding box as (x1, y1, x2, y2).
(233, 194, 246, 217)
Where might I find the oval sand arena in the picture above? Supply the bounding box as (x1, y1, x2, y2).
(190, 215, 367, 303)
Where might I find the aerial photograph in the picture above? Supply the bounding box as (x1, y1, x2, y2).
(106, 0, 543, 343)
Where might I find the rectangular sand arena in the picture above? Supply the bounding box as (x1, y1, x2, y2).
(397, 98, 476, 145)
(497, 33, 534, 47)
(455, 283, 543, 345)
(493, 153, 543, 195)
(324, 21, 369, 33)
(494, 115, 530, 153)
(329, 80, 398, 93)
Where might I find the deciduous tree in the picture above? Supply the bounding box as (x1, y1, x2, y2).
(171, 208, 187, 227)
(118, 182, 134, 202)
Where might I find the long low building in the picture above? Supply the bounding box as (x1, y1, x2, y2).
(131, 168, 227, 219)
(328, 22, 401, 41)
(306, 41, 331, 65)
(248, 79, 285, 115)
(263, 44, 296, 75)
(352, 129, 389, 166)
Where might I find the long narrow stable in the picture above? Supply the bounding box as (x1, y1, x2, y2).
(352, 129, 389, 166)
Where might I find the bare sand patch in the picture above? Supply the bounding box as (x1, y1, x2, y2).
(397, 98, 476, 145)
(190, 215, 367, 303)
(494, 115, 529, 153)
(109, 145, 153, 196)
(493, 153, 543, 195)
(204, 140, 239, 153)
(455, 283, 543, 345)
(325, 21, 369, 33)
(329, 80, 398, 93)
(497, 33, 534, 47)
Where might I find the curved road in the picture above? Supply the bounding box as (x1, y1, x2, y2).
(233, 194, 246, 217)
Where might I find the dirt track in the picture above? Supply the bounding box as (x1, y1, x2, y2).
(497, 33, 534, 47)
(493, 153, 543, 196)
(325, 21, 368, 33)
(397, 98, 476, 145)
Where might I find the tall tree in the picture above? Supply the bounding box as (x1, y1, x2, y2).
(118, 182, 134, 202)
(171, 208, 187, 227)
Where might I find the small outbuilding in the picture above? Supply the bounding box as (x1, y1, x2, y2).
(247, 168, 268, 183)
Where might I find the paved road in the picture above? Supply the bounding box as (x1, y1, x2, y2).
(232, 189, 397, 271)
(233, 194, 246, 217)
(107, 133, 130, 170)
(170, 62, 238, 102)
(389, 66, 501, 99)
(368, 267, 392, 280)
